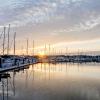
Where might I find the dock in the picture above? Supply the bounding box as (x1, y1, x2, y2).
(0, 55, 39, 73)
(0, 62, 37, 73)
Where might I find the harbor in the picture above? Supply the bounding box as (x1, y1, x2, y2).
(0, 24, 100, 74)
(1, 24, 100, 100)
(0, 0, 100, 100)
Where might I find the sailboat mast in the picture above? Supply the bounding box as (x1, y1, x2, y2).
(27, 39, 28, 55)
(14, 32, 16, 55)
(33, 40, 34, 55)
(7, 24, 10, 55)
(49, 44, 51, 56)
(3, 27, 6, 55)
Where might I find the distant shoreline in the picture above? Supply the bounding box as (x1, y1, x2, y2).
(38, 55, 100, 63)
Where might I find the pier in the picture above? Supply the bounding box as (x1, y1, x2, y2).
(0, 62, 36, 73)
(0, 55, 38, 73)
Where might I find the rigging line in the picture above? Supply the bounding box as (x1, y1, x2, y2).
(0, 46, 8, 54)
(0, 36, 13, 55)
(0, 32, 10, 42)
(0, 34, 2, 39)
(0, 44, 7, 54)
(0, 40, 8, 47)
(0, 39, 14, 54)
(0, 37, 10, 47)
(0, 31, 3, 39)
(0, 40, 13, 49)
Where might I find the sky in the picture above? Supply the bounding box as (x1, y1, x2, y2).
(0, 0, 100, 54)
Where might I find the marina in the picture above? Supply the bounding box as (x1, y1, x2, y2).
(0, 0, 100, 100)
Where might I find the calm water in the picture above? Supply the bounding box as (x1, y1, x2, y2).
(1, 63, 100, 100)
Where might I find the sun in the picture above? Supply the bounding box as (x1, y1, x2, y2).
(38, 51, 45, 58)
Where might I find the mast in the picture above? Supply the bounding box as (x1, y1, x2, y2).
(45, 44, 46, 55)
(52, 47, 54, 56)
(33, 40, 34, 55)
(49, 44, 51, 56)
(7, 24, 10, 55)
(3, 27, 6, 55)
(66, 47, 68, 56)
(14, 32, 16, 55)
(27, 39, 28, 55)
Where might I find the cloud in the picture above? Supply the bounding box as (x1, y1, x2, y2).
(52, 38, 100, 52)
(0, 0, 89, 27)
(0, 0, 100, 45)
(32, 38, 100, 54)
(1, 0, 100, 54)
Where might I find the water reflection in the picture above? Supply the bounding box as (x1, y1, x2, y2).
(1, 63, 100, 100)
